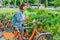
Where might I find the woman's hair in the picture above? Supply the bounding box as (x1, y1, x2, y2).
(20, 3, 27, 10)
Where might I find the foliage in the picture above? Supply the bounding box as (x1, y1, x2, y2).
(0, 8, 17, 20)
(2, 0, 60, 7)
(26, 8, 60, 40)
(29, 0, 38, 4)
(50, 0, 60, 7)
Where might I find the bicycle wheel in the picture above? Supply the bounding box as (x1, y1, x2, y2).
(36, 33, 53, 40)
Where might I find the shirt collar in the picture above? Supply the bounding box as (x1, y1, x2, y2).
(20, 9, 23, 13)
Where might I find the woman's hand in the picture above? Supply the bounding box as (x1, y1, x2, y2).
(25, 16, 29, 20)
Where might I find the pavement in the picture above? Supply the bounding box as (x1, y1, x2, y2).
(0, 32, 5, 40)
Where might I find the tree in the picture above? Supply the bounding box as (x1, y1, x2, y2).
(50, 0, 60, 7)
(45, 0, 48, 7)
(8, 0, 11, 6)
(29, 0, 38, 4)
(3, 0, 7, 6)
(38, 0, 40, 8)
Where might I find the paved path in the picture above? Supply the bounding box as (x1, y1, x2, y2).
(0, 32, 5, 40)
(0, 37, 5, 40)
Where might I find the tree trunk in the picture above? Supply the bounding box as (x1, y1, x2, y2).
(8, 0, 10, 6)
(38, 0, 40, 8)
(46, 0, 48, 7)
(27, 0, 28, 6)
(20, 0, 23, 6)
(15, 0, 16, 7)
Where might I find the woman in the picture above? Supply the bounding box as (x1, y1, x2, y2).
(12, 3, 29, 32)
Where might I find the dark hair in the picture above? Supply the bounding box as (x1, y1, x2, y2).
(20, 3, 27, 10)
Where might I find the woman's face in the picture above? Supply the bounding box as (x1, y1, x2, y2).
(23, 6, 27, 10)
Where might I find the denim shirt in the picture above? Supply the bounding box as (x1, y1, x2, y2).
(12, 10, 25, 26)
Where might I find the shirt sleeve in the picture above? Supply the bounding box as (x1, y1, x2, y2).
(16, 12, 24, 22)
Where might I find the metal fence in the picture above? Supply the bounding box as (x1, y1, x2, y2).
(0, 0, 45, 8)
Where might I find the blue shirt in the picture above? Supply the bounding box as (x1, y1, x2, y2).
(12, 10, 25, 26)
